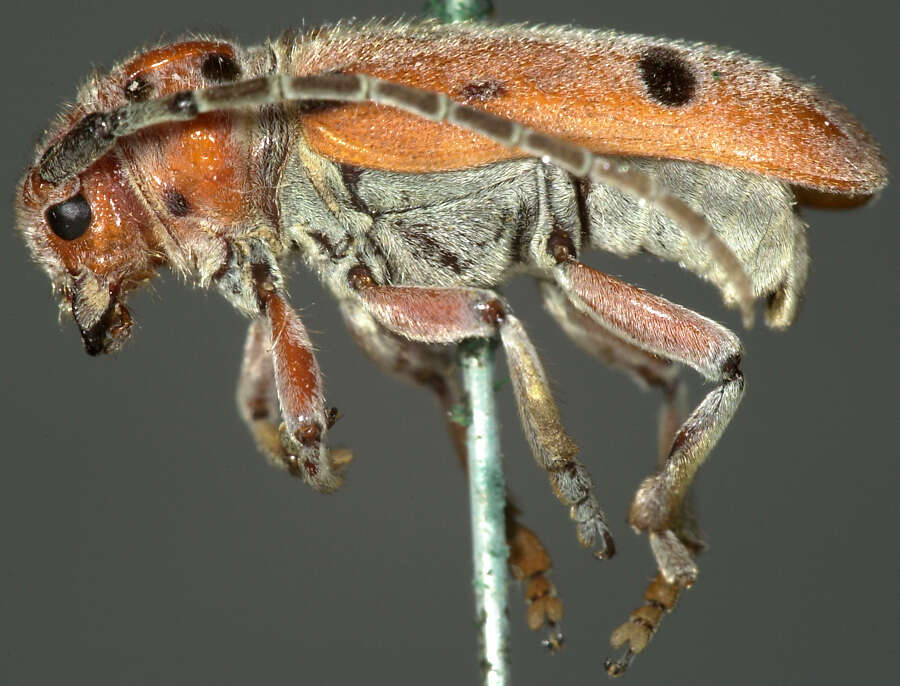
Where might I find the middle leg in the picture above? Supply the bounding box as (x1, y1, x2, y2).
(343, 265, 615, 560)
(337, 298, 565, 649)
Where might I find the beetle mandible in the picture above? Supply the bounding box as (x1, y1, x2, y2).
(15, 19, 886, 676)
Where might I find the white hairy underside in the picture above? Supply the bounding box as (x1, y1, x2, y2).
(280, 141, 807, 324)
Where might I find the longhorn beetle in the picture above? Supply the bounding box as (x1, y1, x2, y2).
(15, 18, 886, 677)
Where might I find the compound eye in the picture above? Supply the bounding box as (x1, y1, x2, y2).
(46, 193, 92, 241)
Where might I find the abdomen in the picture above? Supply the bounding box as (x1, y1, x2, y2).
(583, 158, 809, 327)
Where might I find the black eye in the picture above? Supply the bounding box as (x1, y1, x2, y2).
(46, 193, 92, 241)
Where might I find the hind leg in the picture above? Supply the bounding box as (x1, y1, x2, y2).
(540, 281, 705, 673)
(540, 281, 686, 463)
(539, 240, 744, 673)
(540, 281, 704, 546)
(338, 298, 565, 650)
(543, 239, 743, 585)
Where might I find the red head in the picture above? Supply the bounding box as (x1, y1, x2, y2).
(16, 40, 252, 354)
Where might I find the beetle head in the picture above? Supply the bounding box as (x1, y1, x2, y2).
(17, 135, 162, 355)
(16, 39, 248, 355)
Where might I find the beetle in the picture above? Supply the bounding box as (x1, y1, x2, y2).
(14, 17, 886, 678)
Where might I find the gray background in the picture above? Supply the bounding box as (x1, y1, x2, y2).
(2, 0, 897, 684)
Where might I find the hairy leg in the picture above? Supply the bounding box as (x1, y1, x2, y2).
(540, 280, 703, 540)
(344, 265, 615, 560)
(539, 281, 687, 464)
(338, 299, 565, 649)
(540, 280, 701, 673)
(234, 291, 350, 493)
(605, 574, 684, 677)
(544, 243, 743, 584)
(236, 318, 287, 467)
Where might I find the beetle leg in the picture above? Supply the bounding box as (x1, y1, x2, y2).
(233, 283, 350, 493)
(335, 299, 463, 454)
(344, 265, 615, 559)
(506, 506, 565, 651)
(539, 281, 686, 464)
(539, 280, 706, 673)
(548, 249, 743, 585)
(539, 281, 705, 545)
(337, 298, 565, 650)
(236, 318, 287, 467)
(604, 573, 684, 677)
(236, 317, 350, 481)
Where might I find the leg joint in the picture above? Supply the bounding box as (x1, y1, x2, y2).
(347, 264, 376, 291)
(546, 226, 577, 264)
(476, 297, 507, 327)
(720, 351, 743, 383)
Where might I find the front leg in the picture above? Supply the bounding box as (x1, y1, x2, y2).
(235, 284, 349, 494)
(236, 318, 287, 467)
(344, 265, 614, 559)
(548, 240, 744, 585)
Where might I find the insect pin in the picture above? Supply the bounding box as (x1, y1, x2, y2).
(16, 20, 886, 677)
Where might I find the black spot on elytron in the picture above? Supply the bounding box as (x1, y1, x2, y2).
(201, 52, 242, 82)
(46, 193, 91, 240)
(638, 47, 697, 107)
(458, 79, 508, 103)
(163, 188, 190, 217)
(124, 76, 152, 101)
